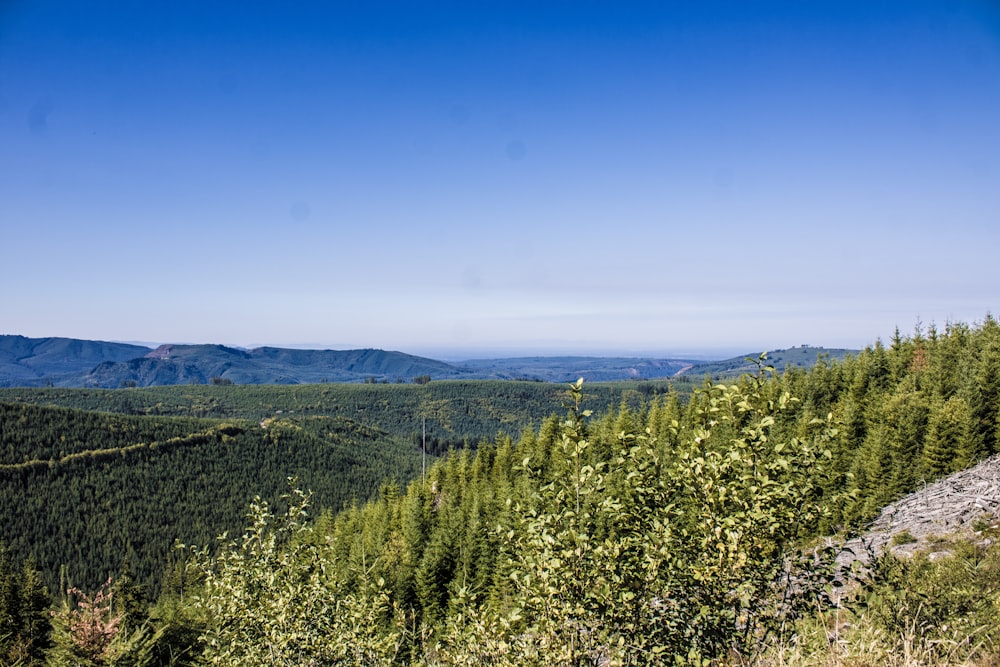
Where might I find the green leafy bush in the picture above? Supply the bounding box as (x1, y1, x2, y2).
(188, 486, 406, 666)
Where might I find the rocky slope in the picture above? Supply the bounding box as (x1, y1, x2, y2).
(838, 454, 1000, 567)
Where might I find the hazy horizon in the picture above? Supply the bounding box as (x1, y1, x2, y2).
(3, 329, 875, 364)
(3, 1, 998, 353)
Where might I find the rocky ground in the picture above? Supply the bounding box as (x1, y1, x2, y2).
(836, 454, 1000, 569)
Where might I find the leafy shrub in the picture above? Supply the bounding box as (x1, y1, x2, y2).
(455, 364, 841, 664)
(188, 486, 406, 666)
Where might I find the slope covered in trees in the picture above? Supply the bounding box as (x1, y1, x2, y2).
(0, 380, 643, 452)
(4, 317, 1000, 664)
(0, 401, 424, 596)
(173, 317, 1000, 664)
(84, 344, 466, 387)
(0, 381, 641, 598)
(0, 336, 151, 386)
(680, 344, 856, 379)
(780, 318, 1000, 527)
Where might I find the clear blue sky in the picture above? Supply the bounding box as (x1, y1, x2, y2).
(2, 1, 998, 358)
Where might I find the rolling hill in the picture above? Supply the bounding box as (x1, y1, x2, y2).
(678, 344, 857, 379)
(0, 337, 467, 387)
(455, 355, 697, 382)
(0, 400, 423, 594)
(0, 335, 151, 385)
(84, 343, 464, 386)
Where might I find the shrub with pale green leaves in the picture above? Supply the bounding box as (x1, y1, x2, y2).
(188, 486, 406, 666)
(442, 363, 841, 665)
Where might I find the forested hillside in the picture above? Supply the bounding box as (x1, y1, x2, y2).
(184, 317, 994, 665)
(0, 402, 423, 596)
(0, 381, 641, 598)
(681, 344, 857, 379)
(0, 380, 645, 451)
(0, 336, 151, 386)
(3, 318, 1000, 665)
(781, 319, 1000, 527)
(84, 344, 466, 387)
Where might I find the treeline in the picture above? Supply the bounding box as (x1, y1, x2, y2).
(0, 403, 216, 463)
(0, 380, 650, 446)
(779, 317, 1000, 527)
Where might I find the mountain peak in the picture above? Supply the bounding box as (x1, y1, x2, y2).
(146, 344, 175, 359)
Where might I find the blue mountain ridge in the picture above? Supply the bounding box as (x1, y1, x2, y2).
(0, 335, 855, 387)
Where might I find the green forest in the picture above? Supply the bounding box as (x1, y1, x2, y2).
(0, 381, 648, 598)
(3, 318, 1000, 665)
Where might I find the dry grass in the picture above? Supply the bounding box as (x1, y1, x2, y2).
(744, 606, 1000, 667)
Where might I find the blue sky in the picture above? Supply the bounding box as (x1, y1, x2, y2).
(2, 1, 998, 359)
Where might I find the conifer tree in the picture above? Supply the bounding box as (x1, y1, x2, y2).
(882, 387, 930, 497)
(966, 318, 1000, 460)
(0, 545, 52, 665)
(923, 395, 973, 477)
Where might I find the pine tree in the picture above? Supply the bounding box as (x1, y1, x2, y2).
(925, 321, 971, 399)
(923, 396, 973, 477)
(113, 560, 147, 635)
(966, 319, 1000, 460)
(0, 545, 52, 665)
(645, 390, 681, 447)
(882, 387, 930, 497)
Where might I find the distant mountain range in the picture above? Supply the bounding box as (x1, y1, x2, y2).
(0, 335, 857, 387)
